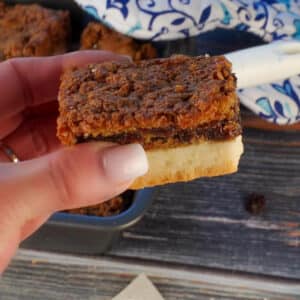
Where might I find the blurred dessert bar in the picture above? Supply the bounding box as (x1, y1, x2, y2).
(80, 22, 156, 61)
(0, 3, 70, 61)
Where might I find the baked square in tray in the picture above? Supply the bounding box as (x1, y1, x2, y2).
(66, 195, 124, 217)
(57, 55, 243, 189)
(80, 22, 156, 61)
(0, 3, 70, 61)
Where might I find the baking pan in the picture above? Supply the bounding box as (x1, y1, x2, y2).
(21, 188, 156, 254)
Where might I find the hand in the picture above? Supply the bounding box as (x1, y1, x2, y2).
(0, 51, 148, 273)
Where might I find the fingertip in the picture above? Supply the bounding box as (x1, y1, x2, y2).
(101, 143, 148, 183)
(42, 143, 135, 210)
(120, 55, 133, 62)
(61, 50, 133, 70)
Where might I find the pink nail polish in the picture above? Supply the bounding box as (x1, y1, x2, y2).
(102, 144, 148, 183)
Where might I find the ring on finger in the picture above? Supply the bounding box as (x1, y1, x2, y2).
(0, 141, 20, 163)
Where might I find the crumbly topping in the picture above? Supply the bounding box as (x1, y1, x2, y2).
(57, 55, 239, 145)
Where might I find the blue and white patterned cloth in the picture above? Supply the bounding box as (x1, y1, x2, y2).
(76, 0, 300, 124)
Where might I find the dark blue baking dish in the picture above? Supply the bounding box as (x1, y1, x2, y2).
(21, 188, 155, 254)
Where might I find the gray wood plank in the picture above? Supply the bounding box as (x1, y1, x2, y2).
(1, 250, 300, 300)
(107, 126, 300, 279)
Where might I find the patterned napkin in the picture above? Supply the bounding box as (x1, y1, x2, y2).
(76, 0, 300, 124)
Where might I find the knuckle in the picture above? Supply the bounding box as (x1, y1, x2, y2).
(28, 121, 49, 157)
(47, 152, 77, 209)
(6, 59, 35, 107)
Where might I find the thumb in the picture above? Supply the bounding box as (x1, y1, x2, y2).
(0, 142, 148, 272)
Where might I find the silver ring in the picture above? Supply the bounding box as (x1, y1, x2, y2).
(0, 141, 20, 163)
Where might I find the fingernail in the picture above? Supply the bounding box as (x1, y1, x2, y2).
(102, 144, 148, 183)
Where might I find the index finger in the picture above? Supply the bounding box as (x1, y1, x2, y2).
(0, 51, 130, 119)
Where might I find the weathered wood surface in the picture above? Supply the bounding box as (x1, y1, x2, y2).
(1, 250, 300, 300)
(107, 123, 300, 279)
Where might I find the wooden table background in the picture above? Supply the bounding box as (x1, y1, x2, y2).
(1, 29, 300, 299)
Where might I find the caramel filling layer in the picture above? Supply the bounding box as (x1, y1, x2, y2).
(78, 118, 241, 150)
